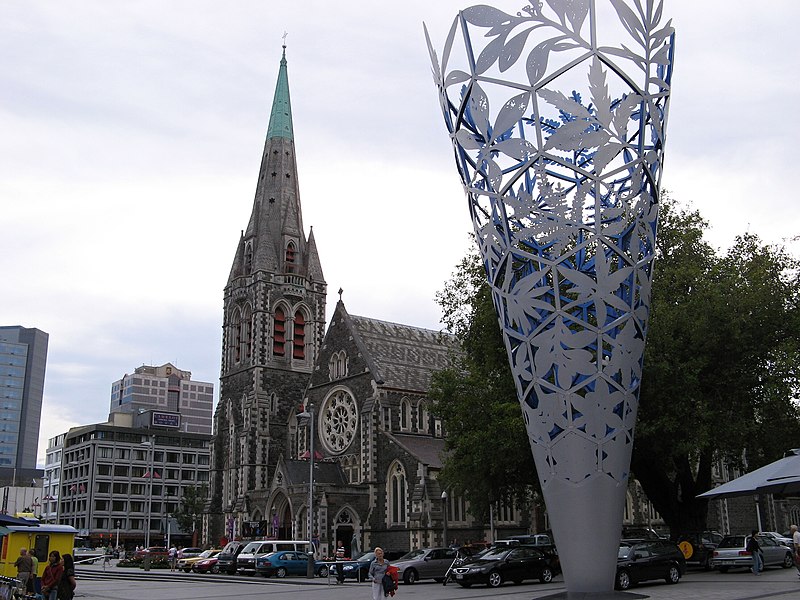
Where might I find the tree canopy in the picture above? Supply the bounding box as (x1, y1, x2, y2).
(431, 196, 800, 533)
(174, 484, 208, 535)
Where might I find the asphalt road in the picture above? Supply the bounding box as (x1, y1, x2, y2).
(72, 562, 800, 600)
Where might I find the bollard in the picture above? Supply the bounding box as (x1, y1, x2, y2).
(143, 554, 151, 572)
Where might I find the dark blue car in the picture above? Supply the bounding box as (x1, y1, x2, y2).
(330, 551, 376, 581)
(255, 551, 328, 578)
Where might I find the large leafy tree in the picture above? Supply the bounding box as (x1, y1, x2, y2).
(633, 202, 800, 533)
(430, 247, 538, 519)
(432, 196, 800, 533)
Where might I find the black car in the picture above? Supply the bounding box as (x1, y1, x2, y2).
(676, 531, 723, 569)
(215, 540, 246, 575)
(616, 540, 686, 590)
(451, 546, 555, 588)
(330, 551, 375, 581)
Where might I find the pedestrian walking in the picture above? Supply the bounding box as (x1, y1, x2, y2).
(746, 531, 762, 575)
(367, 547, 391, 600)
(14, 548, 33, 592)
(334, 540, 346, 584)
(27, 549, 39, 594)
(791, 524, 800, 577)
(169, 545, 178, 571)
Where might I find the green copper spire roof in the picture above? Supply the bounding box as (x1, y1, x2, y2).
(266, 46, 294, 140)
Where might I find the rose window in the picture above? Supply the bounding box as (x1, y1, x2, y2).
(320, 389, 358, 454)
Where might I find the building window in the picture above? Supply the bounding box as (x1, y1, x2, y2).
(388, 462, 407, 525)
(244, 241, 253, 273)
(285, 242, 296, 273)
(417, 403, 429, 433)
(293, 311, 305, 359)
(231, 307, 242, 364)
(399, 398, 411, 431)
(241, 305, 252, 362)
(329, 351, 348, 380)
(495, 497, 520, 523)
(273, 308, 286, 356)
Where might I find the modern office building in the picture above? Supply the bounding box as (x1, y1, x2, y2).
(41, 433, 64, 523)
(57, 411, 211, 547)
(0, 326, 48, 485)
(109, 363, 213, 435)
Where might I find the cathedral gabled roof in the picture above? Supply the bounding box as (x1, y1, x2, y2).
(387, 433, 446, 469)
(334, 301, 459, 392)
(227, 46, 325, 286)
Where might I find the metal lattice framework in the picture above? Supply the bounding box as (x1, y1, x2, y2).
(426, 0, 674, 592)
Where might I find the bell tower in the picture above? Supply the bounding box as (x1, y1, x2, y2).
(208, 46, 326, 543)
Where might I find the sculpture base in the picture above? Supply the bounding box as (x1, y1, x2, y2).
(538, 592, 648, 600)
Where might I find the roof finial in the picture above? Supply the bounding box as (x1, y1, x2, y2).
(338, 287, 344, 301)
(282, 31, 288, 48)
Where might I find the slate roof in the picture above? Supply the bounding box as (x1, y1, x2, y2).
(387, 433, 447, 469)
(349, 315, 459, 393)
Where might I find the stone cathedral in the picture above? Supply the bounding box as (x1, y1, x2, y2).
(207, 47, 531, 556)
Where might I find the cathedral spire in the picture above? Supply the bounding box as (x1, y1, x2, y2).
(266, 45, 294, 140)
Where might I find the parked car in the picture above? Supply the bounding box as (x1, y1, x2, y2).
(216, 540, 247, 574)
(450, 545, 554, 588)
(711, 534, 794, 572)
(509, 534, 553, 546)
(177, 549, 220, 572)
(393, 547, 457, 584)
(177, 547, 203, 560)
(72, 547, 104, 564)
(676, 531, 724, 569)
(331, 551, 376, 581)
(192, 556, 220, 574)
(615, 539, 685, 590)
(236, 540, 312, 575)
(255, 550, 328, 578)
(761, 531, 794, 547)
(621, 526, 666, 540)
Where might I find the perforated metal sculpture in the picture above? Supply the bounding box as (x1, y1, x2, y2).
(426, 0, 674, 592)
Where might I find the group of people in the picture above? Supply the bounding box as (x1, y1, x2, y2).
(746, 525, 800, 576)
(14, 548, 76, 600)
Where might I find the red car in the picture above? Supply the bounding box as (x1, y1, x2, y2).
(192, 556, 220, 574)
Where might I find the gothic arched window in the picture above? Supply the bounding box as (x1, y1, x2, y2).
(244, 241, 253, 274)
(285, 242, 296, 273)
(399, 398, 411, 431)
(241, 305, 252, 362)
(231, 307, 242, 364)
(388, 462, 407, 525)
(293, 311, 305, 359)
(417, 402, 429, 434)
(273, 308, 286, 356)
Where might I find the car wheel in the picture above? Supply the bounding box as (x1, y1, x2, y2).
(404, 569, 418, 584)
(276, 567, 287, 578)
(318, 566, 329, 578)
(665, 564, 681, 584)
(718, 567, 729, 573)
(488, 570, 503, 588)
(183, 568, 191, 573)
(211, 565, 219, 574)
(616, 569, 631, 591)
(540, 567, 553, 583)
(783, 553, 794, 568)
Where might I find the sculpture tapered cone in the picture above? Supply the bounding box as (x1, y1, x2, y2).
(426, 1, 674, 593)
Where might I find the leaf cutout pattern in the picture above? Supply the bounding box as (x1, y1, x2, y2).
(430, 0, 674, 491)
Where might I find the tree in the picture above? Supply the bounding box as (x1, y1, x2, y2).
(432, 196, 800, 534)
(174, 484, 208, 546)
(430, 247, 539, 520)
(632, 202, 800, 534)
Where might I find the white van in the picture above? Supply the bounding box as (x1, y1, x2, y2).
(236, 540, 311, 574)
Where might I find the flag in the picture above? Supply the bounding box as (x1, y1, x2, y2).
(69, 485, 77, 493)
(78, 483, 85, 493)
(153, 470, 161, 479)
(143, 471, 150, 478)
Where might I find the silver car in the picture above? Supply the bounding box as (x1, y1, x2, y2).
(711, 534, 794, 572)
(394, 547, 458, 584)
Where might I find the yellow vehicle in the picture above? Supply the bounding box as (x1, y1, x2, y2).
(0, 522, 77, 578)
(176, 549, 220, 572)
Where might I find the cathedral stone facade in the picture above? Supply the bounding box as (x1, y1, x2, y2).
(208, 48, 533, 554)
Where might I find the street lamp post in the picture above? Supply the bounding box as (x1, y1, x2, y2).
(141, 435, 155, 548)
(298, 403, 315, 578)
(441, 491, 448, 548)
(116, 520, 121, 549)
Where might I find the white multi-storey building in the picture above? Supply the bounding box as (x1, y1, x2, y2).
(110, 363, 213, 435)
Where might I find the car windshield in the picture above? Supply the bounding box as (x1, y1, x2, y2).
(397, 549, 426, 561)
(358, 552, 376, 562)
(618, 544, 633, 559)
(242, 543, 261, 553)
(717, 536, 746, 549)
(198, 550, 215, 558)
(482, 548, 510, 560)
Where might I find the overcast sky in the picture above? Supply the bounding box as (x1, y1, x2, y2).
(1, 0, 798, 466)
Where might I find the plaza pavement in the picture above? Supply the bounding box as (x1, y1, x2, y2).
(73, 561, 800, 600)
